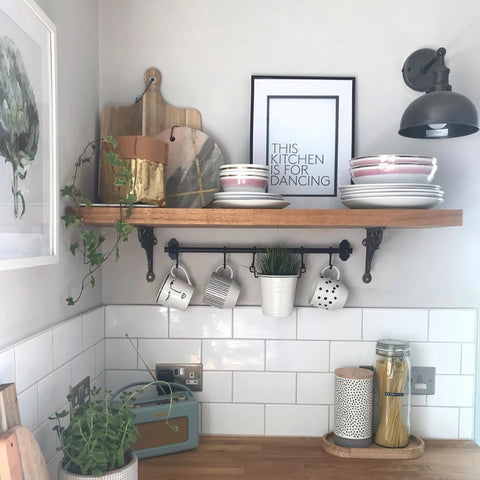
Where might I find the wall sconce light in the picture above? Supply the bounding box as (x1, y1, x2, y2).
(399, 47, 479, 138)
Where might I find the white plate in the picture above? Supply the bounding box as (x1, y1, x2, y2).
(339, 183, 442, 191)
(340, 192, 444, 199)
(340, 189, 444, 196)
(212, 199, 290, 209)
(349, 154, 437, 168)
(341, 196, 444, 209)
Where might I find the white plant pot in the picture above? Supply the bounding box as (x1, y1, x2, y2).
(258, 275, 298, 318)
(58, 453, 138, 480)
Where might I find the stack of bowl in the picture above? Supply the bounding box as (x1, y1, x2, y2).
(340, 154, 444, 209)
(219, 164, 269, 192)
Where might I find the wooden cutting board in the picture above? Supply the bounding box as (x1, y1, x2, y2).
(0, 384, 21, 434)
(0, 426, 49, 480)
(100, 67, 202, 138)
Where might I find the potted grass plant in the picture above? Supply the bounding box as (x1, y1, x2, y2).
(256, 247, 301, 318)
(50, 382, 176, 480)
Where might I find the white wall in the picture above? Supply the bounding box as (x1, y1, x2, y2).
(98, 0, 480, 310)
(0, 0, 102, 349)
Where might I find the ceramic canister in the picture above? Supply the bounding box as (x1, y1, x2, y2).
(333, 367, 374, 448)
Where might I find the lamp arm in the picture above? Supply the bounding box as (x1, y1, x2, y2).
(421, 47, 446, 73)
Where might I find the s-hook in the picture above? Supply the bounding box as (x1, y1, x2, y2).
(137, 227, 157, 282)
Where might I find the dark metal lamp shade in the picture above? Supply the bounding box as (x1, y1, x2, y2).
(399, 47, 479, 139)
(399, 90, 479, 138)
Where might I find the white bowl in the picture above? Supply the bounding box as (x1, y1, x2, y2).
(220, 170, 269, 178)
(221, 175, 268, 192)
(350, 163, 437, 184)
(349, 154, 437, 168)
(220, 163, 269, 171)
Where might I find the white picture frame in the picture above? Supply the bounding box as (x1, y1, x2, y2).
(0, 0, 58, 270)
(250, 76, 355, 209)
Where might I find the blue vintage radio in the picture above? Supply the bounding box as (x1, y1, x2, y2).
(112, 382, 199, 459)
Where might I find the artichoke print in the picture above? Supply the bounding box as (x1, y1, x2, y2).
(0, 35, 39, 219)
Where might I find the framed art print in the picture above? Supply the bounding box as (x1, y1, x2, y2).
(0, 0, 58, 270)
(250, 76, 355, 208)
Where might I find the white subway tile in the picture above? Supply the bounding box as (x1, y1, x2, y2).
(411, 406, 459, 439)
(15, 331, 53, 392)
(409, 343, 461, 374)
(201, 403, 264, 435)
(33, 417, 59, 463)
(105, 338, 138, 370)
(429, 310, 476, 342)
(71, 347, 96, 387)
(105, 370, 152, 394)
(170, 307, 232, 338)
(138, 339, 201, 368)
(266, 341, 329, 372)
(297, 373, 334, 404)
(329, 341, 377, 372)
(38, 364, 71, 421)
(233, 372, 295, 403)
(83, 307, 105, 349)
(461, 343, 476, 375)
(95, 340, 106, 376)
(265, 405, 328, 436)
(459, 408, 474, 439)
(0, 348, 15, 383)
(298, 308, 361, 340)
(194, 371, 232, 403)
(411, 395, 427, 406)
(18, 384, 38, 431)
(203, 340, 264, 370)
(105, 305, 168, 338)
(53, 317, 83, 369)
(426, 375, 475, 407)
(363, 308, 428, 341)
(47, 453, 63, 480)
(233, 307, 296, 339)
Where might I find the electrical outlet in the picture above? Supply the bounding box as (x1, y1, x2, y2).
(70, 376, 90, 407)
(411, 366, 435, 395)
(156, 363, 203, 391)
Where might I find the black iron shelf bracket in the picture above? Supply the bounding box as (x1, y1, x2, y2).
(137, 226, 158, 282)
(362, 227, 385, 284)
(165, 238, 352, 278)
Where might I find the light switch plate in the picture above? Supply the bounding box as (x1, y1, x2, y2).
(156, 363, 203, 391)
(411, 366, 435, 395)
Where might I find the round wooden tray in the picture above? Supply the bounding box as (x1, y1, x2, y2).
(320, 432, 425, 459)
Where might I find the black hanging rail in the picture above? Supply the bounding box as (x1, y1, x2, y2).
(165, 238, 352, 278)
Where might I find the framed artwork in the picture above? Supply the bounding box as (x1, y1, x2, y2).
(250, 76, 355, 208)
(0, 0, 58, 270)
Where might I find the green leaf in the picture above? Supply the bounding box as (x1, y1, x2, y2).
(69, 242, 79, 256)
(103, 135, 118, 148)
(90, 276, 95, 288)
(104, 151, 122, 167)
(66, 297, 75, 306)
(61, 212, 77, 228)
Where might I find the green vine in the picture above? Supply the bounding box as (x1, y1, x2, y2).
(61, 136, 136, 305)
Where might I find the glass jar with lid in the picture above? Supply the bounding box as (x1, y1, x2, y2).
(374, 339, 411, 448)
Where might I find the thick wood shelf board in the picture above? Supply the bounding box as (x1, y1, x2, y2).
(72, 206, 463, 229)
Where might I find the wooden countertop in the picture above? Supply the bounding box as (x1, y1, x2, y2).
(139, 435, 480, 480)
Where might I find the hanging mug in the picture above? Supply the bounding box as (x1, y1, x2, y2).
(202, 264, 241, 309)
(309, 265, 348, 310)
(156, 264, 195, 311)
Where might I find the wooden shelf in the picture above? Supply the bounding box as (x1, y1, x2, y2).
(72, 206, 462, 229)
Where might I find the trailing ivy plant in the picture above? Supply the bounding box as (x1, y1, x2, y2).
(61, 136, 136, 305)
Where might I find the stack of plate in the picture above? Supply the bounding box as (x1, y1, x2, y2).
(349, 155, 437, 184)
(212, 191, 290, 209)
(339, 184, 444, 209)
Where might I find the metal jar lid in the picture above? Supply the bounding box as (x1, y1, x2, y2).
(376, 339, 410, 357)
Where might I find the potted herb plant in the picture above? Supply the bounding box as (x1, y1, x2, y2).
(50, 382, 176, 480)
(61, 136, 136, 306)
(256, 247, 301, 317)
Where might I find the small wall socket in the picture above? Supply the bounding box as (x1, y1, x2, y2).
(156, 363, 203, 391)
(70, 376, 90, 407)
(411, 366, 435, 395)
